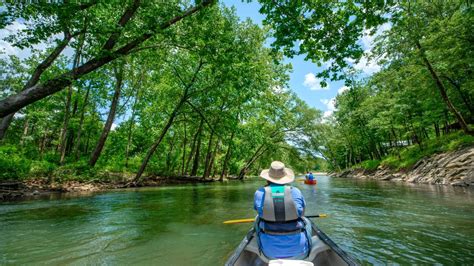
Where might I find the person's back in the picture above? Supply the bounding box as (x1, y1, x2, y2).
(308, 172, 314, 181)
(254, 161, 311, 259)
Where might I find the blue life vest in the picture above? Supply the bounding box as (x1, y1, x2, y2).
(255, 185, 312, 259)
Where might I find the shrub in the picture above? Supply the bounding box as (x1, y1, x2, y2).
(356, 160, 380, 170)
(380, 131, 474, 170)
(0, 145, 30, 180)
(30, 160, 57, 177)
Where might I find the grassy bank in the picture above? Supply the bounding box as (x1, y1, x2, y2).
(354, 132, 474, 171)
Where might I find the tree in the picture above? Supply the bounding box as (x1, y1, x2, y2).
(0, 0, 215, 118)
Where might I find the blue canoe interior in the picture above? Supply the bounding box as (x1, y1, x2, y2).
(225, 219, 358, 266)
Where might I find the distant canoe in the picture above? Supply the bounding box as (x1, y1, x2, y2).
(304, 180, 317, 185)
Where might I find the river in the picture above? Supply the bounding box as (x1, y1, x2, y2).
(1, 176, 473, 265)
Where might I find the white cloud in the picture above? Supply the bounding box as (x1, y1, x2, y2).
(352, 22, 391, 76)
(111, 123, 118, 131)
(303, 73, 329, 91)
(0, 20, 73, 60)
(321, 59, 334, 69)
(323, 110, 333, 118)
(320, 98, 336, 122)
(338, 86, 350, 95)
(0, 21, 27, 58)
(320, 98, 336, 111)
(354, 56, 381, 75)
(360, 22, 391, 52)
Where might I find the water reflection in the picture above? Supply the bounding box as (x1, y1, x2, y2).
(0, 177, 473, 265)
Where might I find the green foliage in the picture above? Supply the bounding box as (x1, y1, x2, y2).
(1, 1, 471, 184)
(30, 160, 57, 177)
(355, 160, 380, 171)
(0, 4, 322, 182)
(258, 0, 389, 81)
(314, 2, 473, 171)
(0, 145, 31, 180)
(380, 132, 474, 170)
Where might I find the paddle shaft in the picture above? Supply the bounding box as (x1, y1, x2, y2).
(223, 214, 327, 224)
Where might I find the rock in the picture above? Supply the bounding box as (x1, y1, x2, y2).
(380, 175, 394, 181)
(446, 161, 466, 169)
(451, 180, 468, 187)
(331, 145, 473, 186)
(32, 190, 40, 195)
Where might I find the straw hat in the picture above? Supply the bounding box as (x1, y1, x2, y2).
(260, 161, 295, 184)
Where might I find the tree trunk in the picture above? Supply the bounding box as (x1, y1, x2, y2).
(443, 110, 450, 134)
(238, 143, 267, 180)
(89, 65, 124, 167)
(73, 85, 91, 160)
(133, 57, 203, 182)
(205, 137, 219, 179)
(85, 130, 91, 154)
(190, 125, 203, 177)
(19, 119, 30, 146)
(59, 86, 73, 164)
(415, 40, 473, 135)
(220, 131, 234, 181)
(0, 114, 14, 141)
(0, 32, 73, 137)
(444, 76, 474, 119)
(434, 123, 440, 137)
(39, 131, 47, 160)
(185, 119, 203, 175)
(202, 131, 214, 179)
(133, 99, 185, 182)
(0, 1, 214, 118)
(125, 85, 141, 167)
(165, 135, 176, 174)
(181, 117, 187, 175)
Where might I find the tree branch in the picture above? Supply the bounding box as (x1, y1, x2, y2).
(102, 0, 141, 51)
(0, 0, 214, 118)
(25, 31, 73, 89)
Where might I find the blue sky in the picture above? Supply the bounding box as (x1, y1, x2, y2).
(221, 0, 383, 118)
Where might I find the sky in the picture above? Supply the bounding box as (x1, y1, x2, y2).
(221, 0, 383, 118)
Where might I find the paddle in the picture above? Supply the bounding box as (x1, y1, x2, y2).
(223, 214, 327, 224)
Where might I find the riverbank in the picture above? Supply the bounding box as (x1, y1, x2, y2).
(0, 175, 219, 201)
(332, 146, 474, 186)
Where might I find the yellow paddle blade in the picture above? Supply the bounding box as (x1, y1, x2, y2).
(223, 218, 255, 224)
(318, 214, 327, 218)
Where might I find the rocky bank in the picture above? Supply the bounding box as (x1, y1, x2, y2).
(332, 146, 474, 186)
(0, 175, 215, 201)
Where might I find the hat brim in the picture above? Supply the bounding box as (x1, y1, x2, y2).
(259, 168, 295, 184)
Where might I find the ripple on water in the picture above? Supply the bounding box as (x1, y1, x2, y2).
(1, 177, 474, 265)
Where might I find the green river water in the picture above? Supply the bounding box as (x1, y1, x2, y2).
(1, 176, 473, 265)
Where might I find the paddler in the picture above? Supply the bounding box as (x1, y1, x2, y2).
(253, 161, 312, 260)
(308, 172, 314, 182)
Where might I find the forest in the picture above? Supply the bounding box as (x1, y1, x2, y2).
(0, 1, 472, 183)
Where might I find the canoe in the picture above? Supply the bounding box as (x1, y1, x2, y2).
(304, 180, 317, 185)
(225, 219, 358, 266)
